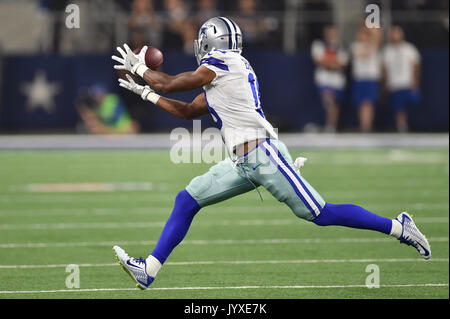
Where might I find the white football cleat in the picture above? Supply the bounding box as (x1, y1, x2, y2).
(113, 245, 154, 289)
(395, 212, 431, 260)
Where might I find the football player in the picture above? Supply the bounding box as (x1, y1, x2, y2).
(111, 17, 430, 290)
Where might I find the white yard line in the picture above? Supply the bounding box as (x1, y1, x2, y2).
(0, 258, 448, 269)
(322, 190, 449, 198)
(0, 194, 178, 203)
(0, 203, 447, 217)
(414, 217, 450, 223)
(0, 237, 448, 249)
(0, 217, 447, 230)
(0, 219, 300, 230)
(0, 189, 448, 203)
(0, 283, 447, 294)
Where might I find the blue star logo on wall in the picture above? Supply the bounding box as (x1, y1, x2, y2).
(21, 70, 61, 113)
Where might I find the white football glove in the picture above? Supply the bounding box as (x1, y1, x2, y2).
(118, 74, 160, 104)
(112, 44, 149, 77)
(294, 157, 308, 173)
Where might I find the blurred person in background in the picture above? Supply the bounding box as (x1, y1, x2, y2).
(382, 25, 421, 133)
(129, 0, 163, 50)
(350, 25, 382, 133)
(233, 0, 272, 49)
(162, 0, 196, 54)
(76, 83, 139, 134)
(311, 25, 349, 133)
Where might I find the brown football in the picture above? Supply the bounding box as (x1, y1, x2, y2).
(134, 46, 163, 70)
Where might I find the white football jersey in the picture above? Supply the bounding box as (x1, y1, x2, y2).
(351, 41, 381, 81)
(382, 42, 420, 90)
(200, 49, 278, 156)
(311, 40, 349, 89)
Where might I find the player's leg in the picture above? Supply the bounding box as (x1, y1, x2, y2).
(150, 158, 255, 265)
(254, 139, 392, 231)
(314, 205, 430, 259)
(245, 138, 430, 258)
(113, 189, 201, 289)
(147, 189, 200, 267)
(241, 139, 323, 221)
(114, 157, 256, 289)
(313, 202, 392, 234)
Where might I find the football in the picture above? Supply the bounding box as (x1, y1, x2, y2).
(134, 46, 163, 70)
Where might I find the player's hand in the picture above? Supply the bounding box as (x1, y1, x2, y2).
(112, 44, 147, 75)
(118, 74, 154, 101)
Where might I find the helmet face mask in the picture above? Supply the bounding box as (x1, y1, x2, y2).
(194, 17, 243, 65)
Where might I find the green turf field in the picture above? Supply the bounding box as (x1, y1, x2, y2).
(0, 148, 448, 299)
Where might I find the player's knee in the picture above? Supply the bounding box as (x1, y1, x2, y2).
(174, 190, 184, 203)
(174, 189, 194, 205)
(186, 174, 212, 200)
(289, 205, 317, 222)
(311, 202, 337, 226)
(312, 216, 327, 226)
(174, 190, 201, 215)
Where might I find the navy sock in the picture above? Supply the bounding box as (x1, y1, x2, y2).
(313, 202, 392, 235)
(151, 190, 200, 264)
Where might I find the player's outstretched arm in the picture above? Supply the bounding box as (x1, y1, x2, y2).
(156, 92, 209, 120)
(112, 44, 215, 93)
(141, 66, 215, 94)
(118, 75, 209, 120)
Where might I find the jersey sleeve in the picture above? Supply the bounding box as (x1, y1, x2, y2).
(199, 50, 230, 81)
